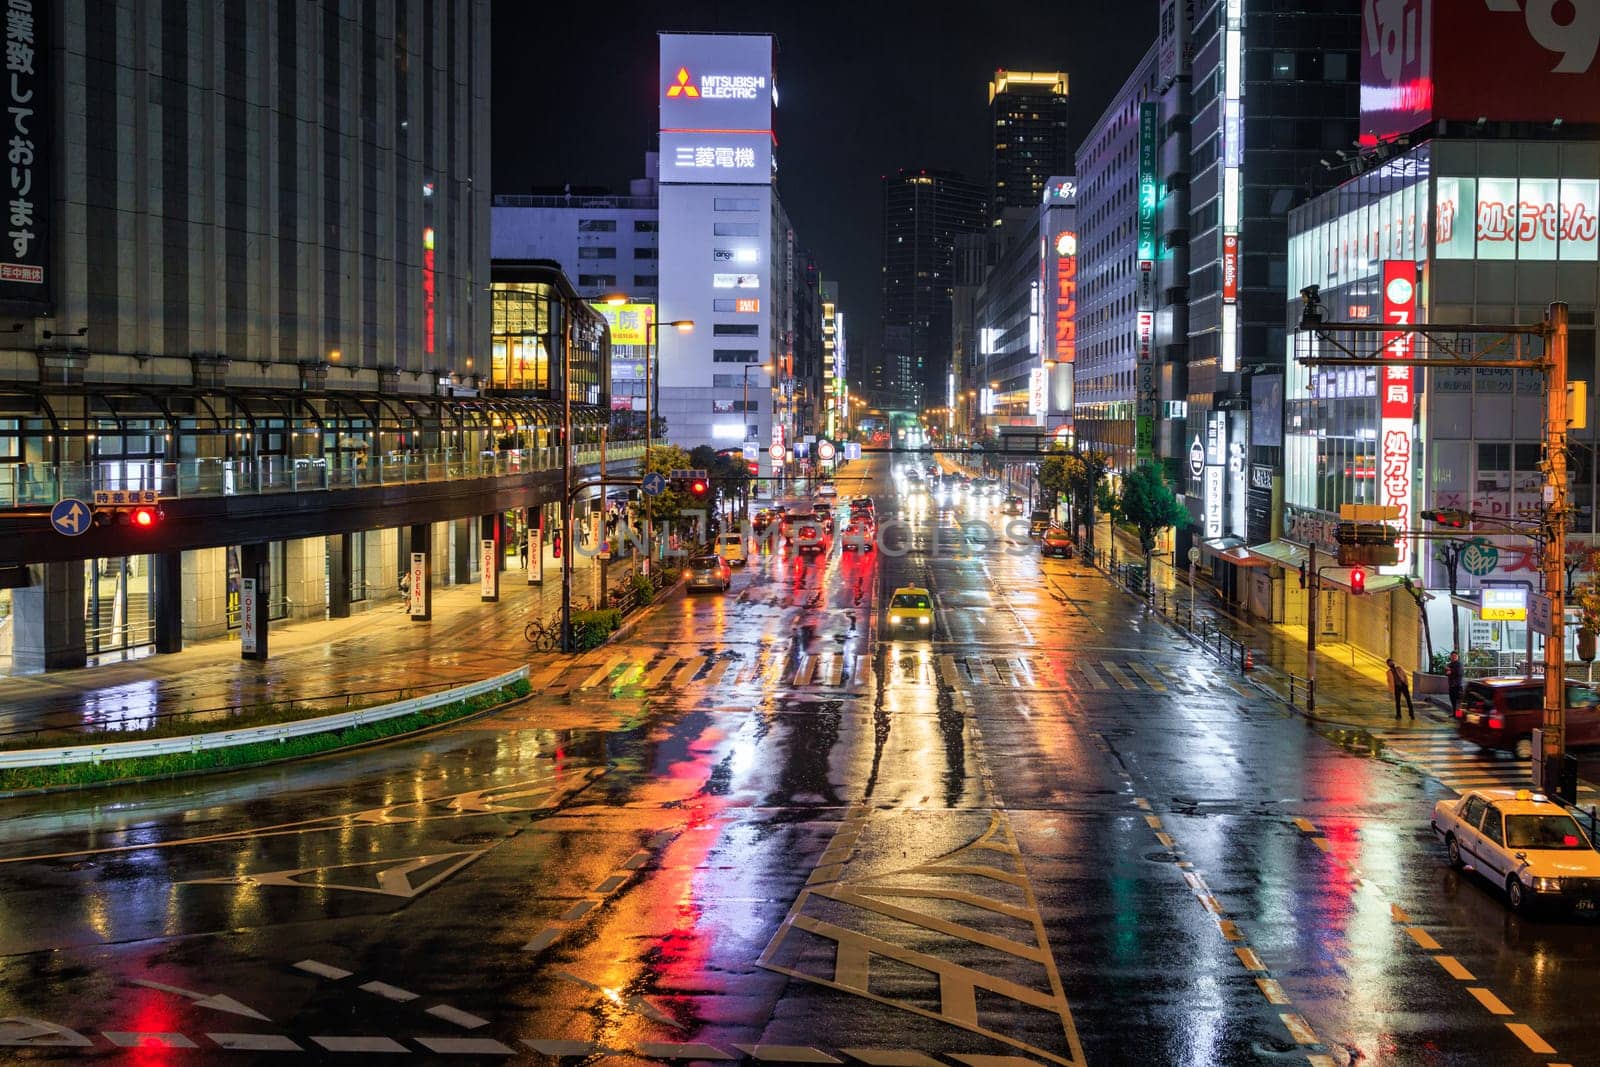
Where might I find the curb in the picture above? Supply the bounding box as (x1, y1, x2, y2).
(0, 684, 535, 800)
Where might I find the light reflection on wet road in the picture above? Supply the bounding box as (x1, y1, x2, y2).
(0, 457, 1593, 1064)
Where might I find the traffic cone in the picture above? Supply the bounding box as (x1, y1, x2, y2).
(1244, 648, 1254, 672)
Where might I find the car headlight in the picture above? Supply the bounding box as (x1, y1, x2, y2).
(1534, 876, 1564, 893)
(889, 615, 902, 624)
(918, 615, 930, 624)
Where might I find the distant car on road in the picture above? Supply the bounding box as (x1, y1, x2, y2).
(686, 554, 732, 593)
(1432, 787, 1600, 914)
(1028, 510, 1053, 538)
(716, 532, 748, 566)
(1003, 496, 1026, 517)
(1458, 678, 1600, 759)
(1041, 526, 1075, 559)
(814, 482, 838, 499)
(886, 586, 934, 635)
(842, 518, 875, 551)
(794, 522, 828, 556)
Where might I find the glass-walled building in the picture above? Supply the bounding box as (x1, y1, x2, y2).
(490, 262, 612, 408)
(1272, 137, 1600, 671)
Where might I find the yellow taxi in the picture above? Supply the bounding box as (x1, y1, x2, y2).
(886, 586, 934, 636)
(1432, 787, 1600, 913)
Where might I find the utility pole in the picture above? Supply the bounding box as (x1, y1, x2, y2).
(1296, 294, 1571, 792)
(1542, 302, 1570, 791)
(1305, 543, 1317, 715)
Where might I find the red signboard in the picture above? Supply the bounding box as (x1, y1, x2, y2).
(1362, 0, 1600, 144)
(423, 226, 436, 356)
(1221, 234, 1239, 302)
(1380, 259, 1417, 569)
(1054, 249, 1077, 364)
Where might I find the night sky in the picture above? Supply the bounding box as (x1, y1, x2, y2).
(491, 0, 1158, 369)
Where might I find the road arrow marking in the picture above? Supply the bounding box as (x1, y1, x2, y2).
(131, 979, 270, 1021)
(0, 1017, 93, 1047)
(180, 849, 485, 898)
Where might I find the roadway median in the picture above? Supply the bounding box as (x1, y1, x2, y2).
(0, 667, 533, 797)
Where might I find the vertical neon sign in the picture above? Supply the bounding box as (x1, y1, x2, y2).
(423, 226, 436, 356)
(1380, 259, 1416, 572)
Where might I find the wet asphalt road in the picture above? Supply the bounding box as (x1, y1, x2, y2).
(0, 456, 1598, 1064)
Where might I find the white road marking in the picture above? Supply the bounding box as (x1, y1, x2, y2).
(311, 1035, 411, 1052)
(293, 960, 351, 980)
(425, 1004, 491, 1030)
(105, 1032, 198, 1048)
(358, 980, 417, 1003)
(416, 1036, 517, 1054)
(207, 1033, 303, 1051)
(130, 979, 270, 1020)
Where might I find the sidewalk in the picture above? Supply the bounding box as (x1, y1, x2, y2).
(1094, 521, 1449, 733)
(0, 551, 615, 739)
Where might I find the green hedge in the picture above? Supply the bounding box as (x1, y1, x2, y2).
(0, 679, 532, 794)
(572, 608, 622, 651)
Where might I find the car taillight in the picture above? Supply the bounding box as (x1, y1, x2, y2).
(1488, 715, 1505, 730)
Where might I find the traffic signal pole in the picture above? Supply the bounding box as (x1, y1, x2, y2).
(1542, 302, 1570, 792)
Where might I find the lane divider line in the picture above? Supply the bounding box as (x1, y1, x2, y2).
(1287, 814, 1564, 1063)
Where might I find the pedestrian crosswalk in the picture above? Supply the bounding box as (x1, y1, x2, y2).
(899, 653, 1258, 699)
(526, 647, 1258, 702)
(527, 646, 869, 698)
(1375, 730, 1600, 804)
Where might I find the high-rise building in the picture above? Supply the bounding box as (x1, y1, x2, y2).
(879, 169, 987, 411)
(655, 33, 783, 471)
(1073, 47, 1160, 469)
(989, 71, 1071, 220)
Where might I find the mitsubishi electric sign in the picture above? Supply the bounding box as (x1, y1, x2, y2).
(660, 33, 774, 139)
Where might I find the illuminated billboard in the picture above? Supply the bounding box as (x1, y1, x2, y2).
(1361, 0, 1600, 144)
(593, 302, 655, 347)
(659, 131, 772, 186)
(660, 33, 774, 137)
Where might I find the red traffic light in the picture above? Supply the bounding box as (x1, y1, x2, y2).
(689, 479, 709, 498)
(1350, 566, 1366, 595)
(132, 506, 157, 527)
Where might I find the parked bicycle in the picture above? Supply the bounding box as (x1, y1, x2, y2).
(523, 617, 558, 650)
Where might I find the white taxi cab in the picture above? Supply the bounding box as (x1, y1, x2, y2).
(1432, 788, 1600, 913)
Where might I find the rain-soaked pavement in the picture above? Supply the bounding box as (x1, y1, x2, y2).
(0, 456, 1597, 1064)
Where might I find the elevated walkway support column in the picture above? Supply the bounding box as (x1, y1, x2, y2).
(481, 513, 500, 603)
(11, 562, 86, 673)
(327, 534, 352, 619)
(154, 550, 182, 655)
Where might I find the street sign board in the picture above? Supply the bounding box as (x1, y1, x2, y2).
(845, 442, 861, 461)
(1529, 592, 1554, 637)
(1461, 540, 1500, 577)
(49, 498, 91, 537)
(92, 489, 158, 506)
(768, 443, 785, 460)
(817, 440, 836, 461)
(1187, 547, 1201, 565)
(1482, 587, 1528, 622)
(641, 472, 667, 498)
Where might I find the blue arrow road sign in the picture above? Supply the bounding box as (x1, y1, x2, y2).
(50, 498, 92, 537)
(641, 472, 667, 498)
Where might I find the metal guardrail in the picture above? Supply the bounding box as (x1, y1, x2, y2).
(0, 665, 529, 769)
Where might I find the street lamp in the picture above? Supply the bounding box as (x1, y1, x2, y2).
(742, 361, 773, 440)
(641, 317, 692, 571)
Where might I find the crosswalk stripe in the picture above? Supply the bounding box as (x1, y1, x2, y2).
(1127, 662, 1168, 692)
(980, 659, 1003, 685)
(640, 656, 682, 690)
(527, 662, 566, 689)
(612, 662, 644, 689)
(673, 657, 707, 686)
(824, 656, 845, 687)
(1080, 663, 1110, 690)
(704, 659, 736, 687)
(1102, 662, 1139, 691)
(579, 654, 627, 690)
(794, 655, 819, 687)
(938, 654, 960, 689)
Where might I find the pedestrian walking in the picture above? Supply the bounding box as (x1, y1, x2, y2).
(1446, 650, 1464, 714)
(1386, 657, 1414, 720)
(519, 537, 529, 571)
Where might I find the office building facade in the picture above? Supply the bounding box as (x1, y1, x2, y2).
(880, 169, 987, 411)
(655, 33, 780, 472)
(989, 71, 1071, 219)
(0, 2, 639, 675)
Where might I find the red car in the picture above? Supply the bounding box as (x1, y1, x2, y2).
(1041, 526, 1075, 559)
(1458, 678, 1600, 758)
(842, 519, 875, 551)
